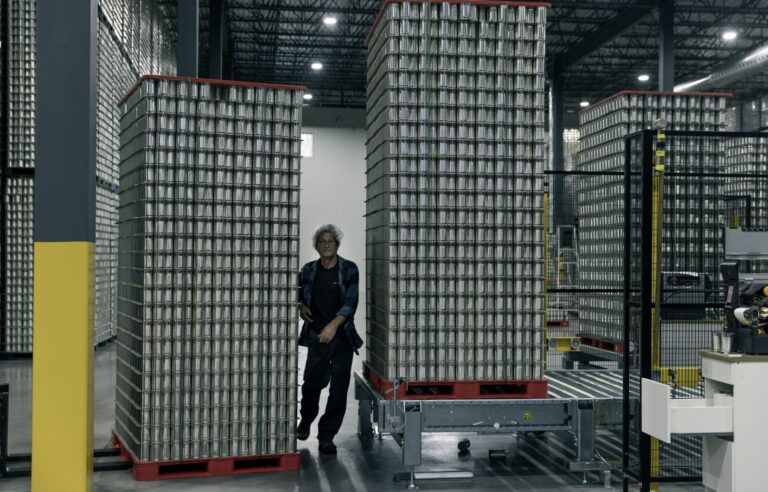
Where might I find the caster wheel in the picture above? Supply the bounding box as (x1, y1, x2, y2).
(458, 438, 471, 453)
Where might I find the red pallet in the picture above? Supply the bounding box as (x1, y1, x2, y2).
(363, 363, 548, 400)
(111, 430, 300, 481)
(579, 336, 625, 354)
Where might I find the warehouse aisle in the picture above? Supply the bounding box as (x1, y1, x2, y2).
(0, 345, 702, 491)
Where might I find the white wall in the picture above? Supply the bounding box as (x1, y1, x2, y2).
(299, 126, 367, 349)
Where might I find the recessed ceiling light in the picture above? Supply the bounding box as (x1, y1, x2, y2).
(579, 101, 589, 108)
(323, 15, 337, 26)
(638, 74, 650, 82)
(722, 30, 738, 41)
(303, 93, 313, 100)
(311, 62, 323, 70)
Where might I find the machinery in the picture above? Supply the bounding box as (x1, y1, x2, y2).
(721, 228, 768, 355)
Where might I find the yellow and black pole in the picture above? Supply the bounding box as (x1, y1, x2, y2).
(649, 120, 667, 492)
(31, 1, 97, 491)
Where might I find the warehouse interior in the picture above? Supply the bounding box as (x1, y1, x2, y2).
(2, 0, 768, 491)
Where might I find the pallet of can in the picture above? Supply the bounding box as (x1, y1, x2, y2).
(112, 430, 300, 480)
(363, 362, 548, 400)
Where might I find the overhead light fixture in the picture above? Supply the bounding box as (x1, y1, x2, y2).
(579, 101, 589, 108)
(722, 30, 738, 41)
(638, 74, 650, 82)
(311, 62, 323, 70)
(323, 15, 337, 26)
(303, 93, 313, 100)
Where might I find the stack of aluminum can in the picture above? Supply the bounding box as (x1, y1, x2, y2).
(0, 0, 176, 353)
(366, 1, 547, 382)
(723, 134, 768, 229)
(3, 0, 36, 353)
(94, 0, 176, 346)
(576, 91, 729, 342)
(115, 76, 303, 462)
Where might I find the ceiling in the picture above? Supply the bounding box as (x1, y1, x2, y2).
(155, 0, 768, 110)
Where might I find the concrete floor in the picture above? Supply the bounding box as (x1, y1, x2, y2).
(0, 344, 702, 491)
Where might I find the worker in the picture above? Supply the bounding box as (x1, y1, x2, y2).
(296, 224, 363, 455)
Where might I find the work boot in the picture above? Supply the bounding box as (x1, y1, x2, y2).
(296, 421, 310, 441)
(318, 440, 337, 455)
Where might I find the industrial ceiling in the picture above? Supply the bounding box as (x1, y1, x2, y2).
(155, 0, 768, 109)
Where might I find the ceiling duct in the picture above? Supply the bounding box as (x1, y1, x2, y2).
(674, 43, 768, 92)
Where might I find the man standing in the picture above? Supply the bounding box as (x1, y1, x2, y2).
(296, 224, 363, 454)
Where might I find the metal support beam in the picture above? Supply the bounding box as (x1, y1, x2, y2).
(209, 0, 224, 79)
(548, 0, 656, 77)
(177, 0, 199, 77)
(659, 0, 675, 91)
(550, 76, 566, 228)
(33, 1, 97, 490)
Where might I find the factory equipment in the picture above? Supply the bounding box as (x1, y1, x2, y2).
(720, 228, 768, 354)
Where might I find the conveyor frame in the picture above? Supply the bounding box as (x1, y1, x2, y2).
(354, 369, 650, 487)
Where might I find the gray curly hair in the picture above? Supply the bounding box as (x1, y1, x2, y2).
(313, 223, 343, 248)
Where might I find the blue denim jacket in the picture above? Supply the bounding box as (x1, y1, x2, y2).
(297, 255, 363, 353)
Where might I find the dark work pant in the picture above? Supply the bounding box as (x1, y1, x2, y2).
(300, 332, 354, 442)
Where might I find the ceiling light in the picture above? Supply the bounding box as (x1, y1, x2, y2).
(311, 62, 323, 70)
(579, 101, 589, 108)
(722, 30, 738, 41)
(303, 93, 313, 101)
(323, 15, 337, 26)
(638, 74, 650, 82)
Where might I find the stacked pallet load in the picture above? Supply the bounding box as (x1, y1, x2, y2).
(0, 0, 176, 353)
(365, 0, 549, 397)
(114, 76, 303, 479)
(576, 90, 729, 347)
(3, 0, 35, 353)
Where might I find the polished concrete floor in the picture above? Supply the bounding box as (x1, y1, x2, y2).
(0, 344, 702, 491)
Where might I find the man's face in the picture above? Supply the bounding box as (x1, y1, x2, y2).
(316, 232, 338, 258)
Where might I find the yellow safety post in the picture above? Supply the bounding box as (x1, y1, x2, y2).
(543, 188, 549, 370)
(650, 123, 667, 492)
(32, 243, 95, 491)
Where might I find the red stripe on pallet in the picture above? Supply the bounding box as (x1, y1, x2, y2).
(363, 362, 548, 400)
(579, 336, 625, 354)
(111, 430, 300, 481)
(117, 75, 308, 108)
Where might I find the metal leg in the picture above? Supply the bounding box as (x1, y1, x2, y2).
(357, 397, 374, 440)
(408, 466, 419, 490)
(402, 402, 422, 488)
(570, 400, 608, 476)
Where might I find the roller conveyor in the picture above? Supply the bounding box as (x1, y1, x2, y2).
(355, 369, 702, 488)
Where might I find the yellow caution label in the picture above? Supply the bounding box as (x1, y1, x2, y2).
(523, 410, 533, 422)
(656, 150, 666, 157)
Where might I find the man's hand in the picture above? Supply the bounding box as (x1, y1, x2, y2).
(298, 303, 314, 322)
(318, 322, 339, 343)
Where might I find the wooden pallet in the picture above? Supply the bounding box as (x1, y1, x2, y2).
(112, 430, 300, 480)
(363, 363, 548, 400)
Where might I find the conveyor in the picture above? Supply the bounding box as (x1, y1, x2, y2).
(355, 369, 701, 488)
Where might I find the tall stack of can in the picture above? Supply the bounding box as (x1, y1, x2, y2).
(94, 1, 176, 346)
(1, 0, 176, 353)
(365, 1, 547, 383)
(115, 76, 304, 462)
(576, 91, 729, 342)
(2, 0, 36, 353)
(723, 136, 768, 228)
